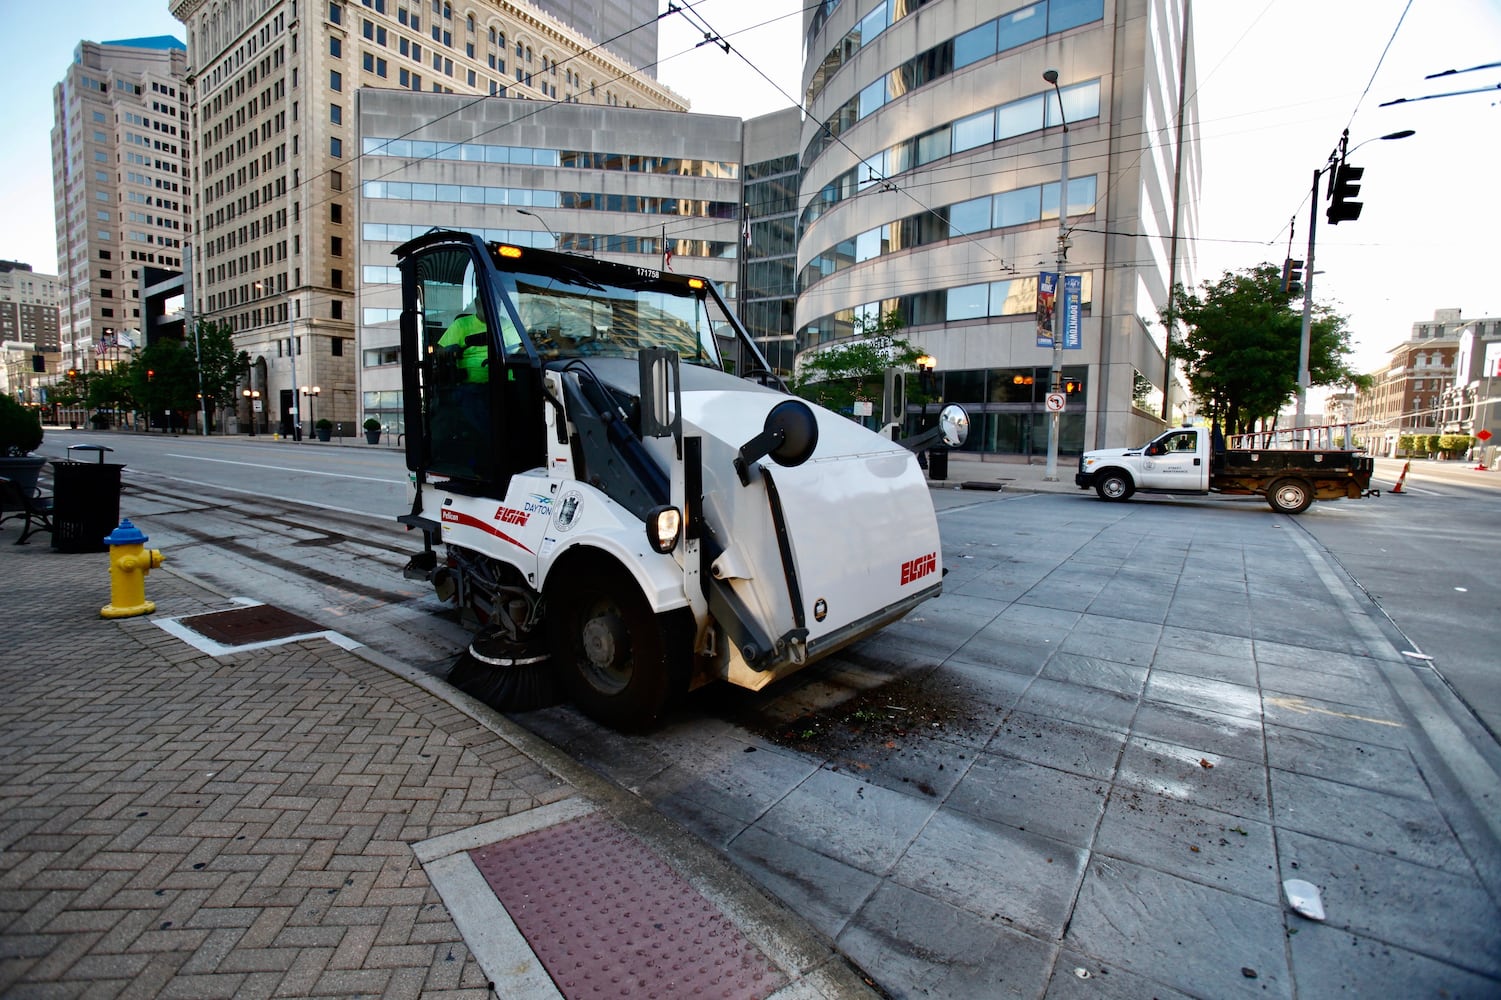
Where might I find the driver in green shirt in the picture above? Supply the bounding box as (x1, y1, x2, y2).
(439, 295, 491, 382)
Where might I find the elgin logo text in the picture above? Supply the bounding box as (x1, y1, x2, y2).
(900, 552, 937, 585)
(493, 506, 529, 526)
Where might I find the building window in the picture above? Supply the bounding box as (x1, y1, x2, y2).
(329, 2, 342, 24)
(330, 103, 342, 124)
(332, 268, 344, 288)
(331, 300, 344, 320)
(330, 37, 342, 57)
(330, 70, 342, 91)
(331, 136, 343, 157)
(332, 237, 344, 256)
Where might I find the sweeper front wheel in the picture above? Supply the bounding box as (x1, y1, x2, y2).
(546, 561, 680, 731)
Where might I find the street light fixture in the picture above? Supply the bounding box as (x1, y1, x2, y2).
(518, 209, 560, 249)
(241, 387, 260, 436)
(1042, 68, 1070, 482)
(1294, 129, 1415, 437)
(301, 384, 321, 439)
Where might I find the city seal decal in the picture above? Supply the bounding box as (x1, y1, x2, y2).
(554, 490, 583, 531)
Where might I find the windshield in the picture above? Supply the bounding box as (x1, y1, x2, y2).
(493, 265, 727, 368)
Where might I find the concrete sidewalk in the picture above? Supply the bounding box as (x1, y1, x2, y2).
(0, 537, 875, 999)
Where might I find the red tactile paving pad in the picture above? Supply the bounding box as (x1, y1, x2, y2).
(470, 813, 788, 999)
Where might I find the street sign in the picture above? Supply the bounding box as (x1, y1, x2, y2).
(1478, 429, 1493, 442)
(1045, 392, 1066, 412)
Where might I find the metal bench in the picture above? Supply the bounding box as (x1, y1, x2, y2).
(0, 475, 54, 545)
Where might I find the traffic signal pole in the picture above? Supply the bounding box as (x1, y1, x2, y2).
(1294, 167, 1318, 441)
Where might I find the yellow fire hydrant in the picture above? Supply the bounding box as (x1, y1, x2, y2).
(101, 519, 165, 619)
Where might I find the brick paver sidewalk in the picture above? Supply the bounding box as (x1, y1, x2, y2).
(0, 542, 569, 998)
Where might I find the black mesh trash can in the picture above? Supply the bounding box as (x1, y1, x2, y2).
(51, 445, 123, 553)
(927, 447, 949, 481)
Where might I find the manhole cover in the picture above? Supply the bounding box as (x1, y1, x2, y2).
(177, 605, 325, 646)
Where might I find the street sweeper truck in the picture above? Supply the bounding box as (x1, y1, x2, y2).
(394, 231, 967, 729)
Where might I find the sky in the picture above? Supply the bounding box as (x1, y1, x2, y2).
(5, 0, 1498, 374)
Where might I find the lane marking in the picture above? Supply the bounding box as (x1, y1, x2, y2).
(166, 453, 401, 484)
(127, 470, 395, 520)
(1265, 695, 1402, 728)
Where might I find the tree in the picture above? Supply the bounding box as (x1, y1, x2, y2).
(85, 366, 136, 424)
(790, 310, 928, 418)
(132, 339, 199, 431)
(194, 319, 250, 432)
(1164, 264, 1370, 434)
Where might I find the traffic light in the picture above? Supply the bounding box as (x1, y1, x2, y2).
(66, 368, 79, 380)
(147, 369, 155, 380)
(1281, 258, 1304, 296)
(1326, 163, 1364, 225)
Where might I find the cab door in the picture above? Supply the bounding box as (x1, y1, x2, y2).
(1137, 430, 1203, 490)
(399, 235, 545, 495)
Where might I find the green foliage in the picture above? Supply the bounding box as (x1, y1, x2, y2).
(1426, 434, 1442, 455)
(195, 319, 249, 420)
(1439, 434, 1472, 458)
(315, 418, 334, 430)
(132, 339, 200, 425)
(789, 310, 927, 416)
(50, 376, 85, 408)
(1164, 264, 1367, 434)
(363, 417, 381, 431)
(86, 366, 136, 415)
(0, 393, 44, 456)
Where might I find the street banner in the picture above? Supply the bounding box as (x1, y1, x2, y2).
(1036, 272, 1057, 348)
(1063, 274, 1082, 349)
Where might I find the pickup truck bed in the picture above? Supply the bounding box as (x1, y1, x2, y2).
(1211, 449, 1375, 502)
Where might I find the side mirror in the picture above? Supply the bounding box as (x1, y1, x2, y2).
(734, 399, 819, 485)
(939, 404, 969, 447)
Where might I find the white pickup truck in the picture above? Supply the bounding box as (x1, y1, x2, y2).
(1075, 425, 1375, 514)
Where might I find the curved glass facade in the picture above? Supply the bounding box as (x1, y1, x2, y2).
(794, 0, 1200, 454)
(802, 0, 1104, 170)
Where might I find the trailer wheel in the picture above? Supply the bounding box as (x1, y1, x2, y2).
(1096, 469, 1134, 501)
(547, 561, 674, 730)
(1267, 477, 1313, 514)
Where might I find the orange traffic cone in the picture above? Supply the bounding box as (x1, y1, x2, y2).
(1391, 460, 1410, 494)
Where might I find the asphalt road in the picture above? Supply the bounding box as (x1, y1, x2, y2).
(28, 429, 1501, 999)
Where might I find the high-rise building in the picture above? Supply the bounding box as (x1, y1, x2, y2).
(793, 0, 1200, 454)
(170, 0, 685, 438)
(50, 36, 190, 375)
(0, 261, 63, 399)
(739, 109, 801, 375)
(527, 0, 658, 75)
(355, 90, 741, 436)
(0, 261, 63, 354)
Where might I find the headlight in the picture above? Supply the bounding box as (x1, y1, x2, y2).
(646, 505, 682, 553)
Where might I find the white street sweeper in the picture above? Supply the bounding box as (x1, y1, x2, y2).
(395, 231, 966, 729)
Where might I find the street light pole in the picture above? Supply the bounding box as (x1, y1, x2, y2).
(1043, 69, 1070, 482)
(287, 293, 300, 441)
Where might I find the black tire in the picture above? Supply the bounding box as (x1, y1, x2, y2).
(1267, 477, 1313, 514)
(1095, 469, 1134, 501)
(546, 560, 676, 730)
